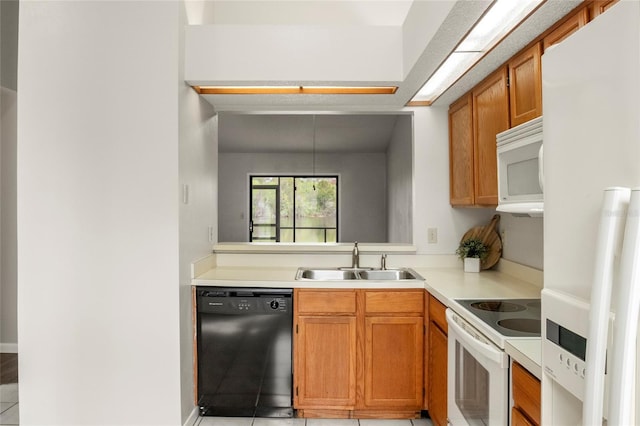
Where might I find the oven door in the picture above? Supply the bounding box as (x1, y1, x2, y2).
(446, 309, 509, 426)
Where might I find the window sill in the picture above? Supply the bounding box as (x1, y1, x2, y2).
(213, 242, 418, 254)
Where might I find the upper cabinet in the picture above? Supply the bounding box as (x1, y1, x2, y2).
(449, 94, 474, 206)
(543, 8, 588, 50)
(448, 0, 621, 208)
(589, 0, 620, 20)
(508, 42, 542, 127)
(472, 67, 510, 206)
(448, 68, 510, 208)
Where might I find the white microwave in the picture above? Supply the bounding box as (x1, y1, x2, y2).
(496, 116, 543, 217)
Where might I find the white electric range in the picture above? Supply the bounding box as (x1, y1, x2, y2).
(446, 298, 541, 426)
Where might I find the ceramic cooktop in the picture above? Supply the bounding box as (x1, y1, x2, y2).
(455, 298, 541, 338)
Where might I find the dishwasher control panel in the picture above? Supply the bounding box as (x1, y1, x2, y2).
(197, 288, 292, 315)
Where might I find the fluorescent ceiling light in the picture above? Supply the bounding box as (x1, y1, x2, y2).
(193, 86, 398, 95)
(412, 0, 544, 104)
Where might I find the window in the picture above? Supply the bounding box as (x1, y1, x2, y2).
(250, 176, 338, 243)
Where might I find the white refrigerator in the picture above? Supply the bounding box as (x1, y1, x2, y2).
(542, 1, 640, 425)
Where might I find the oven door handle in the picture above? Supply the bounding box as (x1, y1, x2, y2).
(446, 309, 507, 366)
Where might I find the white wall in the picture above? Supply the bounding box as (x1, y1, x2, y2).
(499, 214, 543, 270)
(410, 106, 496, 254)
(185, 25, 402, 84)
(387, 114, 413, 243)
(178, 3, 218, 423)
(18, 2, 181, 424)
(218, 152, 387, 243)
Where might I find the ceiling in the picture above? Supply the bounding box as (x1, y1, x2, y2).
(191, 0, 582, 111)
(209, 0, 582, 153)
(218, 113, 405, 153)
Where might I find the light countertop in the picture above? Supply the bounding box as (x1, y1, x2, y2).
(192, 259, 543, 375)
(505, 339, 542, 380)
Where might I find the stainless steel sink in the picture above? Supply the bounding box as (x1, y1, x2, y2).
(295, 267, 423, 281)
(358, 269, 419, 280)
(296, 269, 359, 280)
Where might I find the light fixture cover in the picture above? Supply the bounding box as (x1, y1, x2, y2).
(412, 0, 543, 104)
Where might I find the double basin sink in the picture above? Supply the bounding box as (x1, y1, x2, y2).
(296, 267, 423, 281)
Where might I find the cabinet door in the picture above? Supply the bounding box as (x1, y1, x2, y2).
(472, 67, 509, 206)
(512, 407, 536, 426)
(589, 0, 619, 20)
(364, 316, 424, 409)
(449, 93, 474, 206)
(294, 316, 357, 409)
(428, 323, 448, 426)
(543, 7, 588, 50)
(508, 43, 542, 127)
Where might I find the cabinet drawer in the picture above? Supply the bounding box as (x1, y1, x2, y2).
(512, 362, 541, 426)
(511, 407, 536, 426)
(365, 290, 424, 314)
(429, 294, 448, 333)
(296, 289, 357, 314)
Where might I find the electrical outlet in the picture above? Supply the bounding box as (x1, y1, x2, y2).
(427, 228, 438, 244)
(501, 229, 506, 249)
(208, 226, 214, 242)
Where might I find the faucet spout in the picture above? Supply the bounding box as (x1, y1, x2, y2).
(352, 241, 359, 269)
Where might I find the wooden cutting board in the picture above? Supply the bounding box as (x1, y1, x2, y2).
(460, 214, 502, 270)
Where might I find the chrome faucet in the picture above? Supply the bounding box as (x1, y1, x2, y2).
(352, 241, 359, 269)
(381, 253, 387, 270)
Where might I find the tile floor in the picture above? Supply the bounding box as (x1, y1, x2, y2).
(0, 384, 19, 425)
(0, 386, 434, 426)
(196, 417, 433, 426)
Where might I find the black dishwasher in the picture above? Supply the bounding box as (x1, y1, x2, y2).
(196, 287, 293, 418)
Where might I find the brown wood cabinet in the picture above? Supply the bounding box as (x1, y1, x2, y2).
(294, 289, 424, 418)
(508, 42, 542, 127)
(427, 294, 448, 426)
(364, 316, 423, 408)
(511, 406, 536, 426)
(448, 93, 475, 206)
(448, 66, 510, 208)
(294, 290, 357, 410)
(511, 362, 541, 426)
(295, 315, 357, 409)
(589, 0, 619, 20)
(543, 7, 588, 50)
(472, 67, 510, 206)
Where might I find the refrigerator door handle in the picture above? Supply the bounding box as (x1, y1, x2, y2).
(583, 187, 630, 425)
(538, 144, 544, 192)
(608, 188, 640, 426)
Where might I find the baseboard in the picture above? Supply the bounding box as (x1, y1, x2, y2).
(0, 343, 18, 353)
(183, 407, 199, 426)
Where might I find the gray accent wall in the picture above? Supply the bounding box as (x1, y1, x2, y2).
(218, 152, 388, 243)
(387, 114, 413, 243)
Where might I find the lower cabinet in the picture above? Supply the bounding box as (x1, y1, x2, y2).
(511, 362, 541, 426)
(427, 294, 448, 426)
(295, 316, 357, 409)
(294, 288, 424, 418)
(364, 316, 424, 408)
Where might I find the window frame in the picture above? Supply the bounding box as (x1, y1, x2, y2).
(249, 175, 339, 243)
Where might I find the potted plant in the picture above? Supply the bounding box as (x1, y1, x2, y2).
(456, 238, 489, 272)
